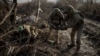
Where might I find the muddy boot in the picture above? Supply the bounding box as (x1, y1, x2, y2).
(76, 41, 81, 52)
(67, 43, 75, 49)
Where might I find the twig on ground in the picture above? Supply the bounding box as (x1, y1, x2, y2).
(0, 29, 17, 39)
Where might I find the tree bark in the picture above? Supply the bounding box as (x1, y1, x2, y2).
(2, 0, 9, 11)
(10, 0, 17, 26)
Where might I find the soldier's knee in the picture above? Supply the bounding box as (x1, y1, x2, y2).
(71, 31, 75, 36)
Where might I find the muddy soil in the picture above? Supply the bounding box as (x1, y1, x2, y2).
(0, 18, 100, 56)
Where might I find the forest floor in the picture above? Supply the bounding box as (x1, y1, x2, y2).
(0, 18, 100, 56)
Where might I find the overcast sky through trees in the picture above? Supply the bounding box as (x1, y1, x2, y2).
(17, 0, 58, 3)
(17, 0, 100, 3)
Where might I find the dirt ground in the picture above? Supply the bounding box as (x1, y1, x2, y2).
(0, 17, 100, 56)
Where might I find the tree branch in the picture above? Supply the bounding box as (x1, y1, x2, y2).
(0, 3, 15, 26)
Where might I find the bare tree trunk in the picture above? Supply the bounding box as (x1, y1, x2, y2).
(36, 0, 41, 23)
(90, 0, 93, 12)
(87, 0, 89, 11)
(10, 0, 17, 26)
(2, 0, 10, 11)
(94, 0, 97, 9)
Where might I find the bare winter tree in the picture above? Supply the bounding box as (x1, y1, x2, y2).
(0, 0, 17, 26)
(10, 0, 17, 25)
(2, 0, 10, 11)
